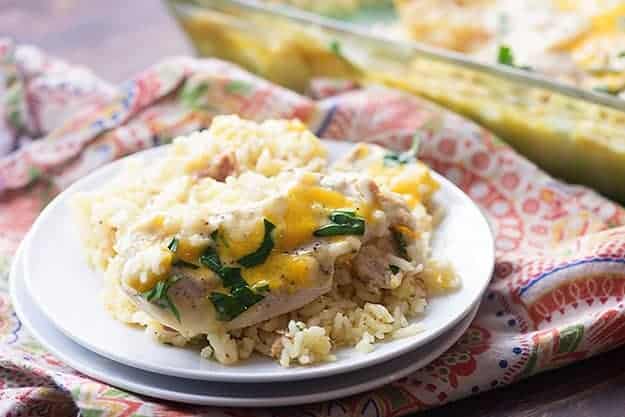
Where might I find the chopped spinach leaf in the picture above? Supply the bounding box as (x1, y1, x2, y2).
(314, 210, 365, 237)
(143, 280, 166, 303)
(313, 223, 364, 236)
(497, 45, 532, 71)
(329, 210, 360, 225)
(383, 133, 421, 167)
(167, 237, 179, 253)
(329, 40, 342, 57)
(200, 243, 247, 289)
(231, 286, 264, 306)
(164, 296, 181, 323)
(199, 246, 222, 273)
(220, 267, 248, 289)
(209, 286, 265, 321)
(211, 228, 230, 248)
(142, 277, 181, 322)
(237, 219, 276, 267)
(209, 292, 246, 321)
(497, 45, 515, 66)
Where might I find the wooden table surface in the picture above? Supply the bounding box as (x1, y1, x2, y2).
(4, 1, 625, 416)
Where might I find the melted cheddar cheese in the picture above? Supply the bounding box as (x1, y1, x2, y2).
(175, 239, 208, 265)
(368, 161, 439, 209)
(241, 253, 318, 291)
(334, 143, 439, 210)
(123, 169, 378, 294)
(216, 172, 377, 291)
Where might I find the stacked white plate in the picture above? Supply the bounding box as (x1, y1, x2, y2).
(10, 141, 494, 407)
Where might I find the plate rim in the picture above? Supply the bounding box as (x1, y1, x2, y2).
(23, 141, 495, 383)
(12, 242, 480, 406)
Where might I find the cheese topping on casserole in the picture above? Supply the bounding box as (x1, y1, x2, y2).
(395, 0, 625, 95)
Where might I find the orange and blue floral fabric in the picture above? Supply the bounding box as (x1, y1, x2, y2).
(1, 38, 625, 417)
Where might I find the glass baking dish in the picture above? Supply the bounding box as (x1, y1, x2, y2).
(166, 0, 625, 204)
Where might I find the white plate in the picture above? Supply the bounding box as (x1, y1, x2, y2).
(23, 140, 494, 383)
(11, 243, 479, 406)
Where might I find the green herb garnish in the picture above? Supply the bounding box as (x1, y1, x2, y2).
(144, 281, 167, 303)
(209, 286, 265, 321)
(231, 286, 264, 306)
(219, 267, 248, 289)
(199, 246, 247, 289)
(389, 265, 400, 274)
(209, 292, 246, 321)
(383, 133, 421, 167)
(199, 246, 222, 273)
(313, 223, 364, 236)
(200, 245, 247, 288)
(168, 237, 198, 268)
(142, 277, 181, 322)
(237, 219, 276, 267)
(167, 237, 179, 253)
(203, 222, 278, 321)
(329, 40, 342, 57)
(211, 229, 230, 248)
(329, 210, 358, 224)
(497, 45, 532, 71)
(497, 45, 514, 66)
(391, 228, 409, 260)
(314, 210, 365, 237)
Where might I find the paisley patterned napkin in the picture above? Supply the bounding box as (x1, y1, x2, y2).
(1, 38, 625, 417)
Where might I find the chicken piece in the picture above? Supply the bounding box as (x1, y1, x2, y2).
(225, 277, 332, 330)
(129, 265, 222, 336)
(353, 239, 399, 291)
(376, 187, 418, 230)
(352, 234, 424, 293)
(127, 261, 333, 335)
(196, 151, 239, 182)
(120, 171, 410, 338)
